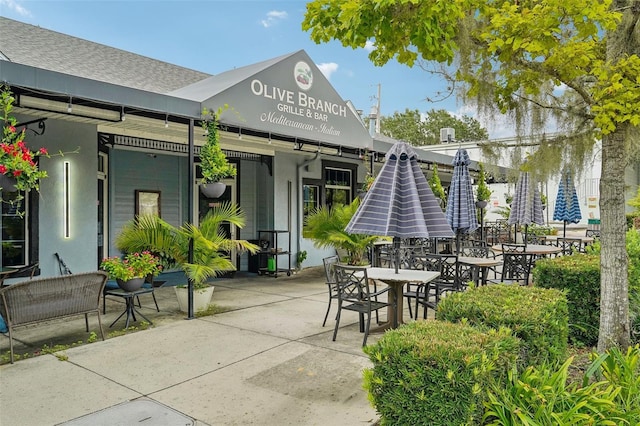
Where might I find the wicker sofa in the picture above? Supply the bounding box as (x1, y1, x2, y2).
(0, 271, 108, 363)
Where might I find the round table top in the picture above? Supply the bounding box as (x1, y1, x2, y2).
(491, 244, 562, 255)
(543, 235, 594, 243)
(457, 256, 502, 267)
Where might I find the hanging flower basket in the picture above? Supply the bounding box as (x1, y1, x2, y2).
(1, 88, 49, 193)
(200, 181, 226, 198)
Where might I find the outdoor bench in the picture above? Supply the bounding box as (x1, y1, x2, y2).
(0, 271, 108, 363)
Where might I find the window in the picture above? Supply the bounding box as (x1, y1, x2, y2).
(302, 160, 357, 224)
(1, 190, 38, 271)
(1, 192, 27, 266)
(325, 167, 352, 211)
(303, 184, 320, 217)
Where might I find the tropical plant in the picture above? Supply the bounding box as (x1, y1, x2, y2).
(100, 251, 162, 281)
(0, 87, 48, 192)
(200, 107, 236, 183)
(115, 202, 258, 289)
(303, 198, 378, 265)
(302, 0, 640, 351)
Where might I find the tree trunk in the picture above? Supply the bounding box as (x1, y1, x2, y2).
(598, 126, 630, 352)
(597, 0, 639, 352)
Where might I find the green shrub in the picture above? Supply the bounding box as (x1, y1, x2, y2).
(363, 321, 519, 426)
(484, 345, 640, 425)
(533, 254, 601, 347)
(437, 285, 568, 367)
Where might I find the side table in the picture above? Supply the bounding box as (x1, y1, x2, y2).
(105, 287, 154, 328)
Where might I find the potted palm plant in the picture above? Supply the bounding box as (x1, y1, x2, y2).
(115, 202, 258, 312)
(199, 108, 236, 198)
(475, 163, 492, 209)
(304, 198, 378, 265)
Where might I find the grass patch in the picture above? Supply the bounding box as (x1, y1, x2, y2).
(195, 304, 230, 317)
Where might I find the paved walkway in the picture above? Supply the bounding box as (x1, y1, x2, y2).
(0, 267, 391, 425)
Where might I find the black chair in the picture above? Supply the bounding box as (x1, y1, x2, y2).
(332, 265, 395, 346)
(459, 244, 498, 280)
(585, 229, 601, 240)
(556, 237, 584, 255)
(488, 244, 535, 286)
(321, 255, 340, 327)
(410, 253, 466, 319)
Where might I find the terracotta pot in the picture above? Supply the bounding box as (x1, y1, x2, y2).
(116, 277, 145, 291)
(200, 182, 226, 198)
(0, 174, 18, 192)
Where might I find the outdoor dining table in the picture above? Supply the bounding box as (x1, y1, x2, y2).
(543, 235, 595, 244)
(491, 244, 562, 257)
(365, 267, 440, 332)
(457, 256, 502, 286)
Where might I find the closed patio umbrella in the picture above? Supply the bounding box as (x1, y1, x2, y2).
(445, 148, 479, 253)
(508, 171, 544, 246)
(346, 141, 454, 273)
(553, 169, 582, 238)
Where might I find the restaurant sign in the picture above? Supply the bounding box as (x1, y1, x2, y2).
(211, 51, 371, 148)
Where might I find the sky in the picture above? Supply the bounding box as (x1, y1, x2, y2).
(0, 0, 514, 138)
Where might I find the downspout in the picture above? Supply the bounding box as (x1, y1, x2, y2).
(296, 152, 320, 261)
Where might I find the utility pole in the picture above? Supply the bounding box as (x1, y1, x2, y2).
(375, 83, 381, 134)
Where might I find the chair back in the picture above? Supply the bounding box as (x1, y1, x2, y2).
(323, 255, 340, 285)
(333, 265, 373, 303)
(459, 245, 492, 258)
(556, 237, 583, 255)
(585, 229, 600, 239)
(421, 253, 463, 287)
(501, 243, 526, 253)
(526, 234, 547, 245)
(502, 252, 535, 283)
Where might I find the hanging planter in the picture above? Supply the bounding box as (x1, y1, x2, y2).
(1, 87, 49, 193)
(200, 181, 226, 198)
(199, 107, 236, 194)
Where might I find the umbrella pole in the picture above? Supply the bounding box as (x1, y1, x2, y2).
(524, 224, 528, 249)
(393, 237, 400, 274)
(563, 221, 567, 238)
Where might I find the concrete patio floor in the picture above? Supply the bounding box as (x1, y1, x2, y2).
(0, 266, 419, 425)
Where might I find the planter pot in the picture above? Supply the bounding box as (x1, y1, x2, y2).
(200, 182, 226, 198)
(174, 285, 215, 313)
(116, 277, 145, 291)
(0, 174, 18, 192)
(475, 200, 488, 209)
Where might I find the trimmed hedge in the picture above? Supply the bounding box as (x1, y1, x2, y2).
(363, 321, 519, 426)
(532, 254, 600, 346)
(437, 285, 568, 367)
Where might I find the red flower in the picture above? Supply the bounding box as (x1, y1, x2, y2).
(12, 170, 22, 177)
(0, 165, 6, 174)
(39, 147, 48, 155)
(8, 125, 15, 133)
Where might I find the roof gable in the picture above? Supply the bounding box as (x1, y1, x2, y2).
(189, 50, 372, 147)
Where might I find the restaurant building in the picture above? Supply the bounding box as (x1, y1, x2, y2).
(1, 17, 469, 278)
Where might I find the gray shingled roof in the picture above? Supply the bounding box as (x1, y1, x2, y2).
(0, 16, 210, 94)
(169, 51, 296, 102)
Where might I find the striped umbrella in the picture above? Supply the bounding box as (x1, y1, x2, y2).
(346, 141, 454, 273)
(553, 169, 582, 237)
(508, 172, 544, 245)
(445, 148, 479, 252)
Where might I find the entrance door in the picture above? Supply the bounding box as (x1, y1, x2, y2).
(97, 152, 108, 268)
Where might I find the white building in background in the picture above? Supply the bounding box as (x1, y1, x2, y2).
(418, 135, 639, 227)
